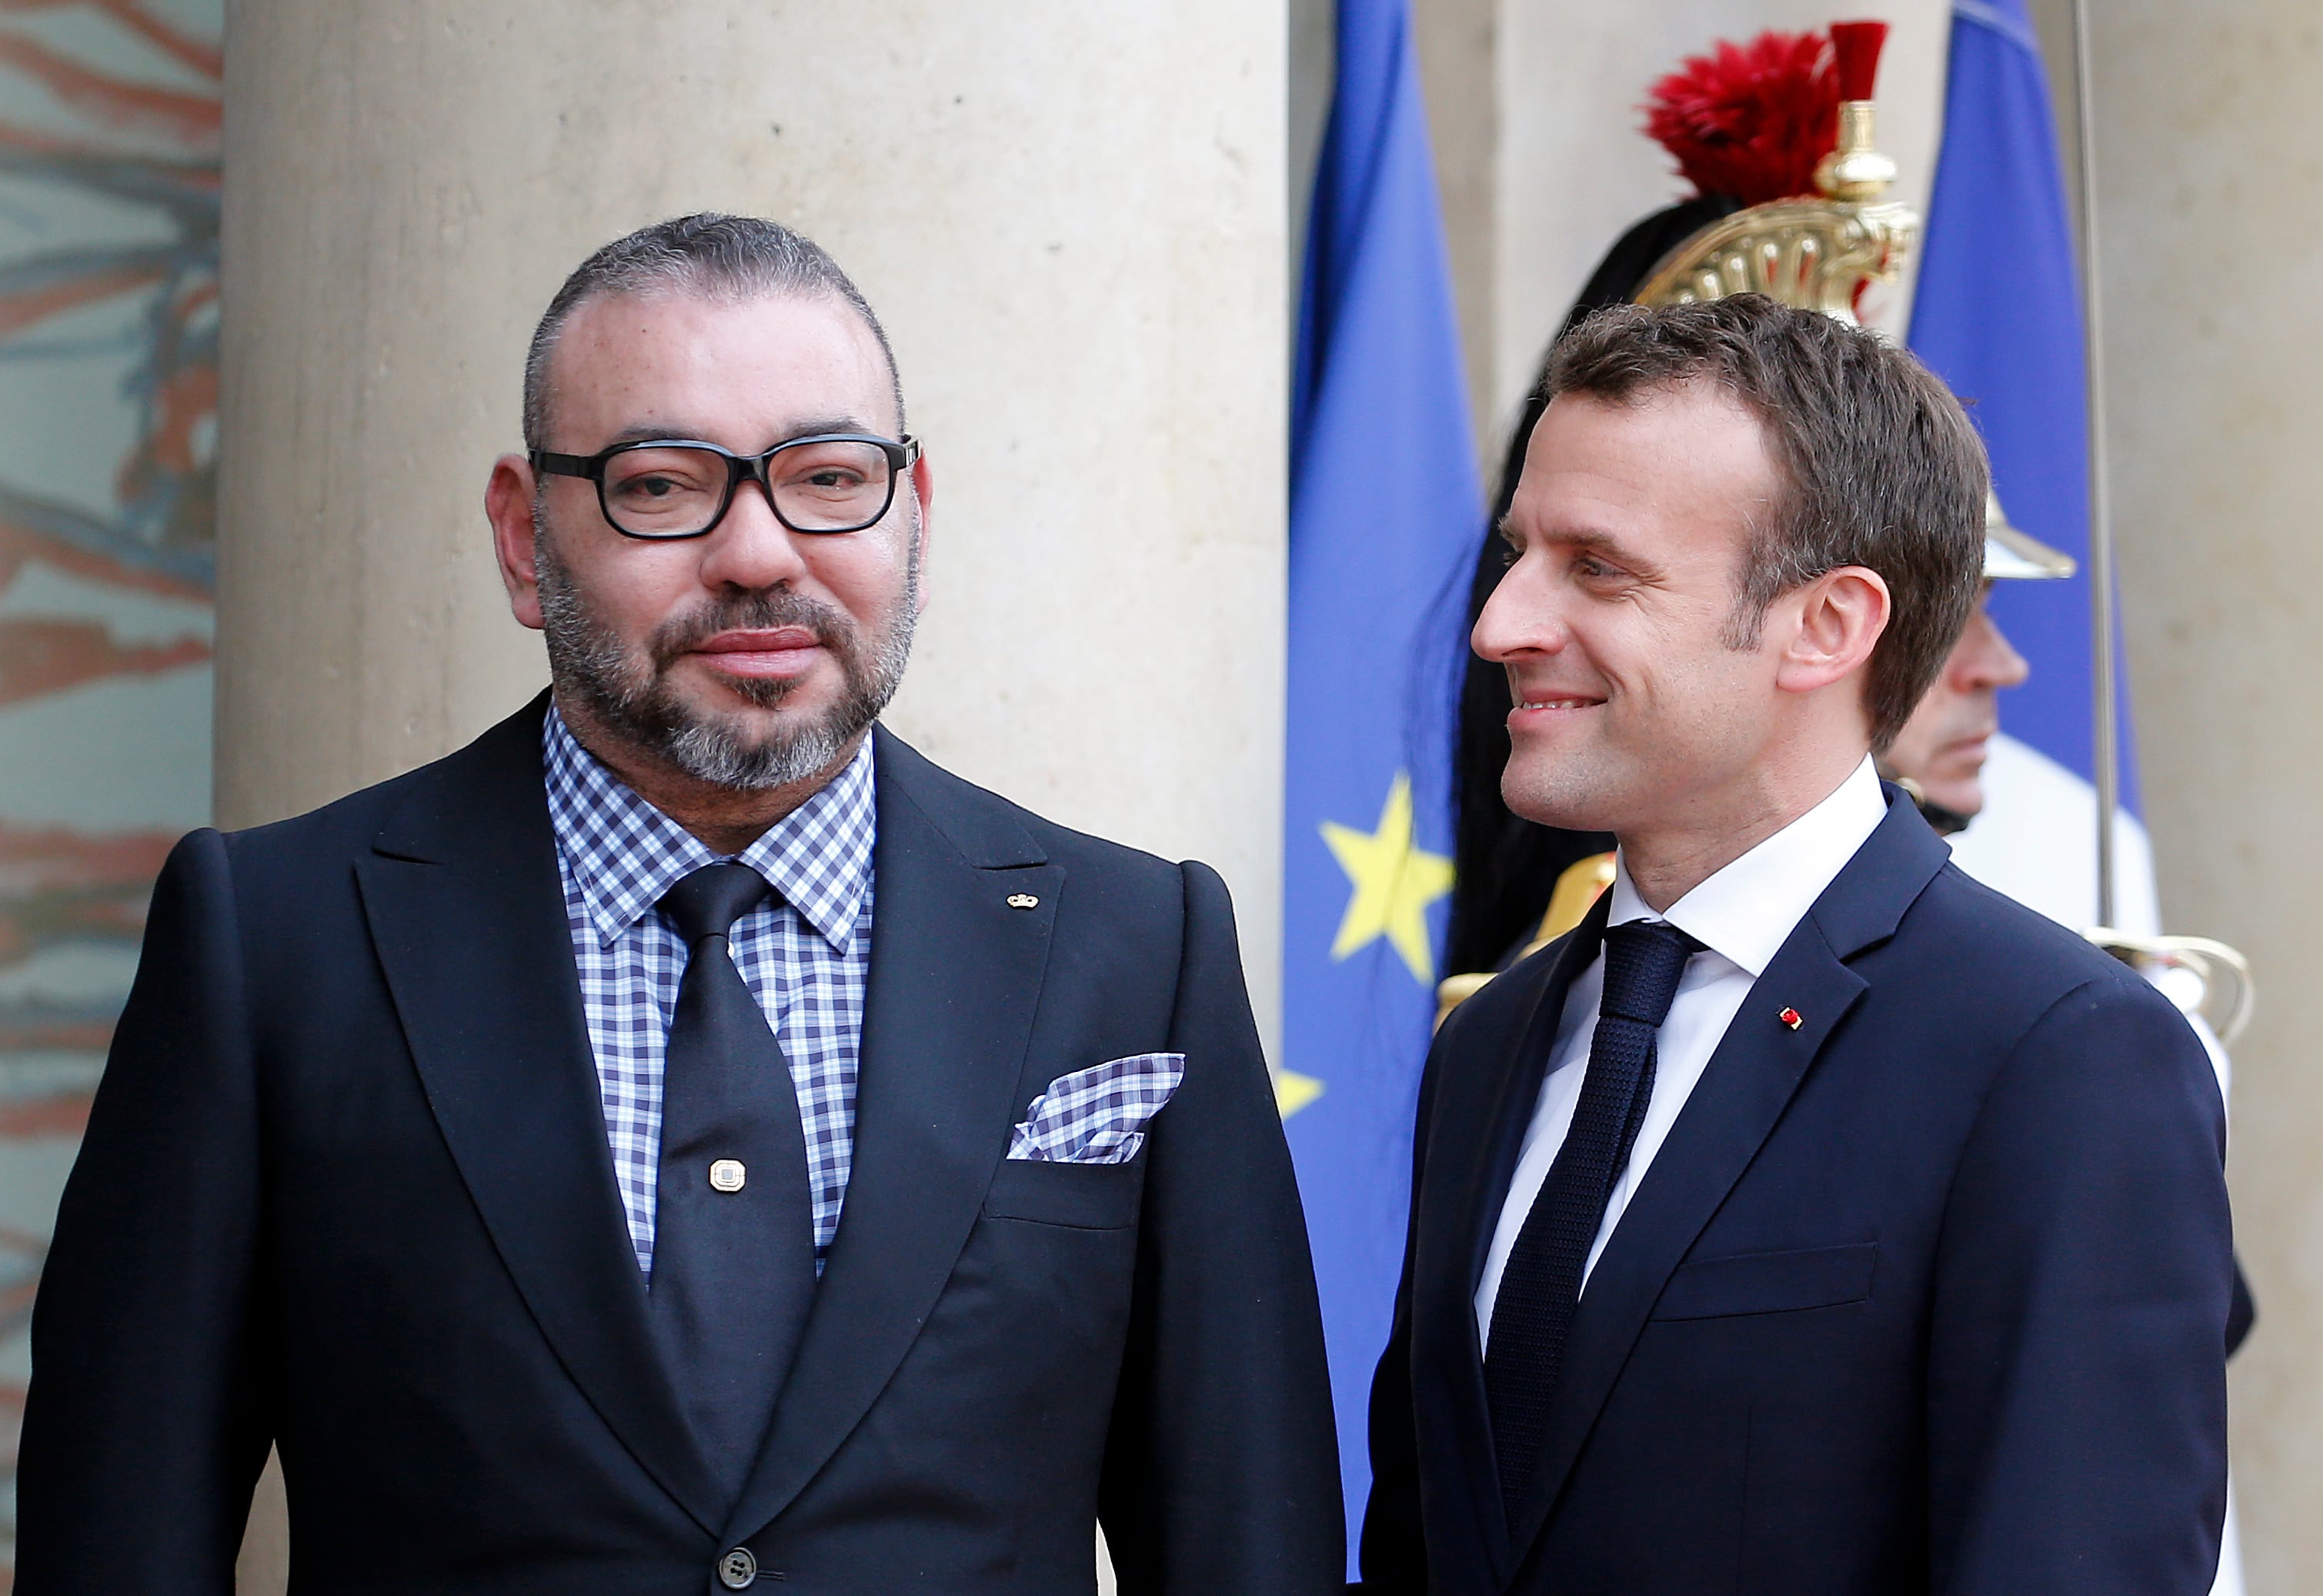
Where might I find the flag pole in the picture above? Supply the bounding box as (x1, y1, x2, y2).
(2069, 0, 2119, 927)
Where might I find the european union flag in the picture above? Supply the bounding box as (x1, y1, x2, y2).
(1286, 0, 1480, 1558)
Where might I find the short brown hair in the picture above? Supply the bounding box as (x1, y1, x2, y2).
(1545, 295, 1987, 750)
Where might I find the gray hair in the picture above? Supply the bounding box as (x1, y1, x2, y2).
(521, 212, 903, 452)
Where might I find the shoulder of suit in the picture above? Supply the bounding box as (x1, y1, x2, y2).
(1435, 928, 1570, 1055)
(214, 710, 1200, 901)
(1903, 857, 2159, 1000)
(216, 741, 459, 861)
(209, 693, 552, 884)
(871, 725, 1186, 891)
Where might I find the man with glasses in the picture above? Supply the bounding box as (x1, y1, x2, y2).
(18, 215, 1342, 1596)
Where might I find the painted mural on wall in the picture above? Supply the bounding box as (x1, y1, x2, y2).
(0, 0, 219, 1566)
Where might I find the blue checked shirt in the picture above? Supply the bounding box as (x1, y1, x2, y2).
(542, 707, 875, 1277)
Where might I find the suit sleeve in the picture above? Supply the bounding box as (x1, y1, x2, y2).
(1097, 860, 1345, 1596)
(17, 829, 272, 1594)
(1926, 975, 2232, 1595)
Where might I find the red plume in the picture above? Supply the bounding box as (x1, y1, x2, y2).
(1829, 20, 1890, 101)
(1641, 28, 1839, 206)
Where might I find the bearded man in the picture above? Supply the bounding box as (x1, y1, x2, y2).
(18, 215, 1342, 1596)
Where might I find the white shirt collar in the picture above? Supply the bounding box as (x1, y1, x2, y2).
(1605, 756, 1888, 978)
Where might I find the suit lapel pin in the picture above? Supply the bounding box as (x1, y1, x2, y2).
(1778, 1006, 1804, 1030)
(1006, 893, 1040, 910)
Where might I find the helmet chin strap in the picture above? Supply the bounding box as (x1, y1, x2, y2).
(1880, 767, 1974, 839)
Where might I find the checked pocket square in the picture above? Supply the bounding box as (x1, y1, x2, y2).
(1007, 1053, 1186, 1165)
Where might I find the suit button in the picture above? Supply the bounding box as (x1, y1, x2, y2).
(718, 1547, 756, 1588)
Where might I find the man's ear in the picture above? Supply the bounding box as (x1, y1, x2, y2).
(486, 454, 546, 630)
(906, 451, 934, 616)
(1774, 565, 1889, 696)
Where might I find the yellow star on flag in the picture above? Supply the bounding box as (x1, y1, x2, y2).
(1320, 771, 1456, 985)
(1273, 1067, 1325, 1119)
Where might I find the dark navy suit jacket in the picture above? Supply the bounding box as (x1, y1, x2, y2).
(1358, 789, 2231, 1595)
(18, 698, 1343, 1596)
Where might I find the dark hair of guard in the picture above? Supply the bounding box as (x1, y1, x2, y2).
(1442, 290, 1987, 977)
(521, 212, 903, 454)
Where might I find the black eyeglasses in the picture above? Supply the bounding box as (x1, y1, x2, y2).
(530, 432, 920, 540)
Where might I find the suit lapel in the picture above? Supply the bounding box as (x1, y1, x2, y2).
(1504, 793, 1951, 1565)
(355, 696, 723, 1534)
(724, 727, 1058, 1543)
(1410, 893, 1610, 1588)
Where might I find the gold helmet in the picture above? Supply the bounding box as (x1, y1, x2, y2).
(1627, 21, 2074, 586)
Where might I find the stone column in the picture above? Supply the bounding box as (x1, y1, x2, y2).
(219, 2, 1285, 1586)
(2040, 0, 2323, 1585)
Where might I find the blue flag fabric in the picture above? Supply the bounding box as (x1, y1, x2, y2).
(1907, 0, 2138, 810)
(1287, 0, 1481, 1561)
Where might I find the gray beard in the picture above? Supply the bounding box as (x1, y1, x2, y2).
(535, 528, 916, 792)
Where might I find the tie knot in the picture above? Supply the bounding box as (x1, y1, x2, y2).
(1599, 920, 1704, 1028)
(657, 862, 773, 946)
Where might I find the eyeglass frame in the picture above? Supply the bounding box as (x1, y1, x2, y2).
(529, 431, 922, 540)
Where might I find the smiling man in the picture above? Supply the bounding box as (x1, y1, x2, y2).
(1353, 296, 2232, 1596)
(18, 215, 1342, 1596)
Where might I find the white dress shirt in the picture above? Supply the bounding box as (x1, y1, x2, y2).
(1475, 756, 1889, 1351)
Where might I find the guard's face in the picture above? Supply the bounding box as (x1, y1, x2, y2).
(1475, 385, 1794, 837)
(492, 289, 930, 790)
(1882, 587, 2028, 817)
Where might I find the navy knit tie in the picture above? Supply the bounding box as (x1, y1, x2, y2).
(649, 863, 817, 1500)
(1484, 918, 1703, 1520)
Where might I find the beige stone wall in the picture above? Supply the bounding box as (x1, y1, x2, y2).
(2041, 1, 2323, 1586)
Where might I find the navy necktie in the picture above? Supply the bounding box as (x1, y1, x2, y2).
(1484, 918, 1704, 1520)
(649, 862, 818, 1499)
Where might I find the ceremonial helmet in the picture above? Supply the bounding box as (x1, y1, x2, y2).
(1625, 20, 2074, 585)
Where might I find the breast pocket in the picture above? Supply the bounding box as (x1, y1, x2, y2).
(1650, 1242, 1879, 1321)
(982, 1154, 1146, 1230)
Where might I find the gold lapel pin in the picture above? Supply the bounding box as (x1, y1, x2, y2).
(1777, 1007, 1804, 1030)
(1006, 893, 1040, 910)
